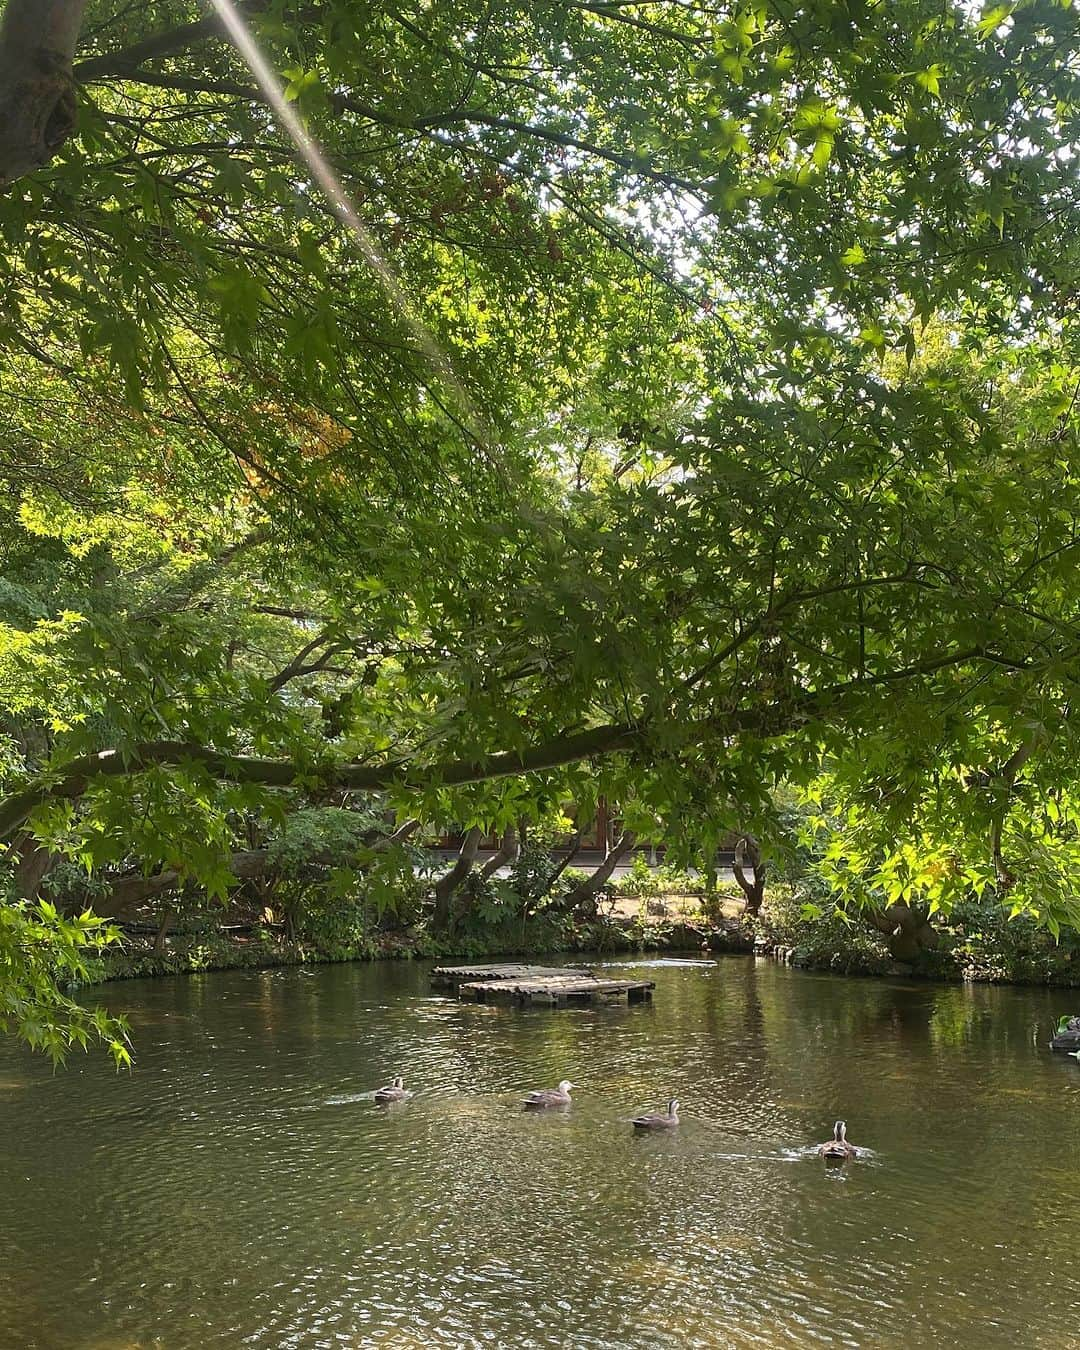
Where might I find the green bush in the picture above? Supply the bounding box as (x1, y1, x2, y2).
(753, 884, 897, 976)
(614, 856, 700, 899)
(942, 897, 1080, 985)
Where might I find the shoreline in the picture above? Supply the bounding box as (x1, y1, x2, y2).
(88, 910, 1080, 991)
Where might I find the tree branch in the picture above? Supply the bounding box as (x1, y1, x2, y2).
(432, 826, 482, 923)
(0, 642, 1020, 843)
(478, 823, 519, 880)
(0, 723, 645, 842)
(732, 832, 765, 915)
(564, 829, 636, 909)
(989, 728, 1048, 889)
(266, 633, 343, 693)
(73, 3, 323, 81)
(75, 66, 701, 196)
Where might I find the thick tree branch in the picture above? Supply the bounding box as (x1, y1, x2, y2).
(542, 826, 586, 893)
(386, 817, 421, 846)
(130, 528, 268, 620)
(266, 633, 343, 694)
(96, 818, 420, 919)
(0, 642, 1021, 843)
(0, 722, 643, 842)
(565, 829, 636, 909)
(73, 13, 225, 79)
(73, 3, 322, 81)
(732, 832, 765, 916)
(100, 848, 271, 919)
(478, 823, 519, 881)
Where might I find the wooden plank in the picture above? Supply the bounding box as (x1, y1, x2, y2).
(431, 962, 587, 985)
(457, 974, 655, 1006)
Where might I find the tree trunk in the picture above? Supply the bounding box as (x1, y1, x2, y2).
(733, 832, 766, 915)
(99, 850, 273, 919)
(478, 824, 519, 881)
(0, 0, 87, 187)
(12, 833, 54, 900)
(866, 900, 940, 961)
(565, 829, 636, 912)
(432, 827, 482, 927)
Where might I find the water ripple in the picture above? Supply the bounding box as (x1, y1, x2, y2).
(0, 959, 1077, 1348)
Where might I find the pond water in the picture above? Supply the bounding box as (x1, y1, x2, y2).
(1, 956, 1078, 1349)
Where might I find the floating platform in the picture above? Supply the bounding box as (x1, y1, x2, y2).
(458, 973, 656, 1007)
(431, 962, 587, 987)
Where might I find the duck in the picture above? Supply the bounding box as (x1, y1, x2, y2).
(373, 1075, 410, 1104)
(818, 1120, 858, 1160)
(632, 1098, 680, 1130)
(1068, 1050, 1080, 1062)
(522, 1079, 574, 1110)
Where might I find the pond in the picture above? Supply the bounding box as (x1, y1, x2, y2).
(1, 956, 1078, 1349)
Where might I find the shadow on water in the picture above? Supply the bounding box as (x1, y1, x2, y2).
(0, 957, 1077, 1348)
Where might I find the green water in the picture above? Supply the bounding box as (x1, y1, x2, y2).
(1, 956, 1078, 1349)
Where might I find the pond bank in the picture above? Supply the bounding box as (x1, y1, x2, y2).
(750, 889, 1080, 988)
(89, 896, 1080, 989)
(93, 910, 752, 984)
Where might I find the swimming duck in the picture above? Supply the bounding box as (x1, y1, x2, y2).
(522, 1079, 574, 1110)
(818, 1120, 857, 1160)
(374, 1075, 410, 1103)
(632, 1098, 680, 1130)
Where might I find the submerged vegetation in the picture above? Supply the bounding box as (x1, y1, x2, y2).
(2, 0, 1080, 1059)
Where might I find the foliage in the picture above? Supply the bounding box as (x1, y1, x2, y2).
(614, 856, 700, 899)
(0, 889, 130, 1064)
(614, 854, 662, 900)
(265, 807, 379, 875)
(499, 818, 574, 916)
(945, 897, 1080, 985)
(260, 806, 423, 947)
(752, 883, 898, 976)
(2, 0, 1080, 1052)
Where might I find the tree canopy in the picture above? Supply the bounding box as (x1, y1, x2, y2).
(1, 0, 1080, 1057)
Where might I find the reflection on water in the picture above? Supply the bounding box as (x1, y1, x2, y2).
(0, 958, 1078, 1348)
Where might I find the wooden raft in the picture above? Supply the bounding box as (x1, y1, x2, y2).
(458, 973, 656, 1007)
(431, 962, 587, 988)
